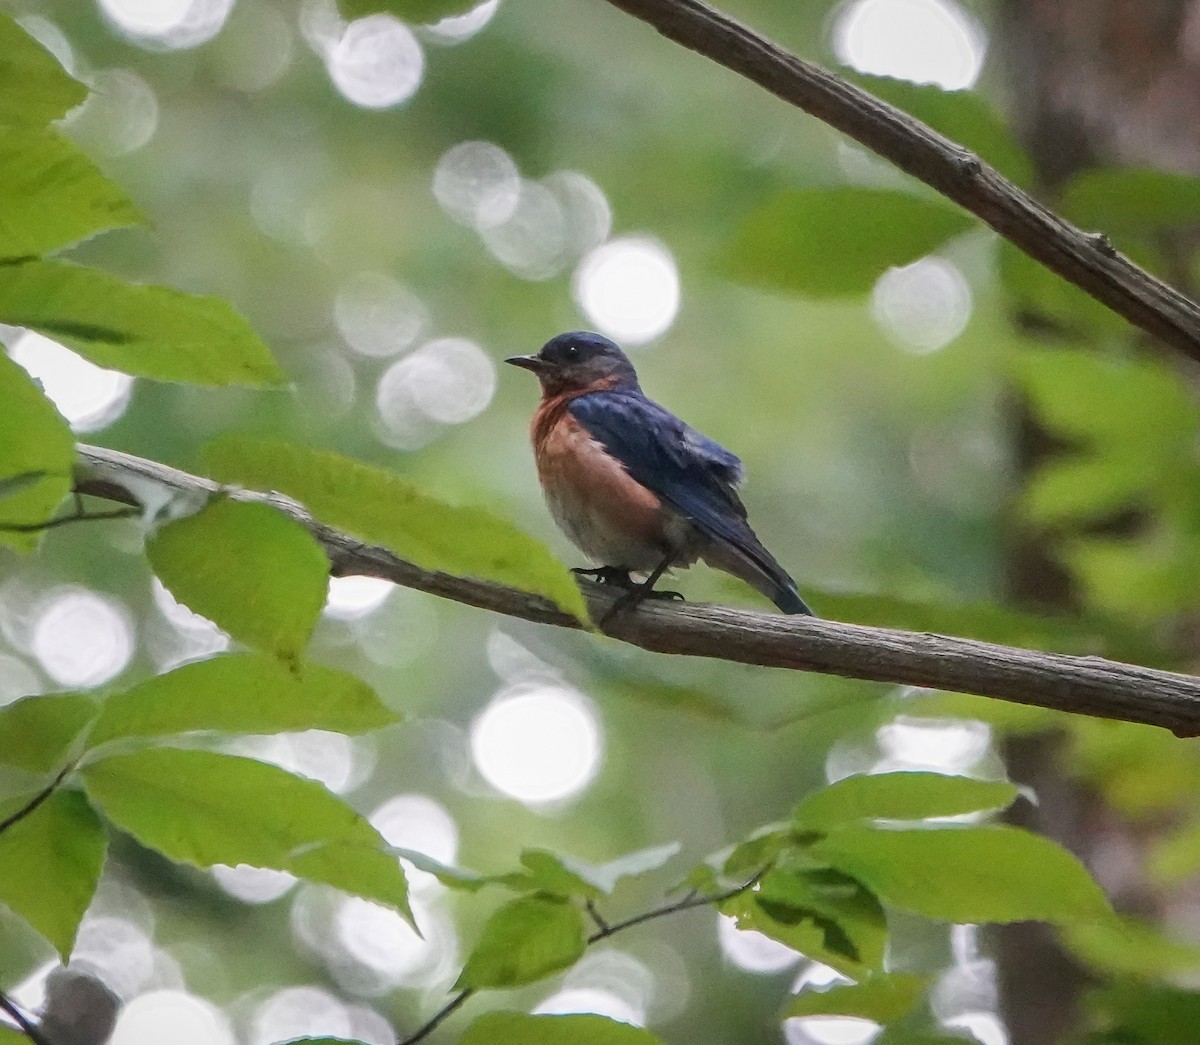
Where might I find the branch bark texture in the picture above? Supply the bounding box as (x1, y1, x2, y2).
(597, 0, 1200, 363)
(77, 445, 1200, 735)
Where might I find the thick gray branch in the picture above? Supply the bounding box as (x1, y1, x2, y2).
(598, 0, 1200, 363)
(76, 444, 1200, 735)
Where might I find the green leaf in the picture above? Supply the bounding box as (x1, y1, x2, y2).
(455, 895, 586, 989)
(460, 1012, 664, 1045)
(0, 259, 283, 386)
(793, 772, 1018, 829)
(1063, 914, 1200, 980)
(202, 435, 589, 621)
(80, 748, 411, 923)
(784, 971, 928, 1022)
(1061, 169, 1200, 232)
(0, 693, 97, 772)
(1088, 985, 1200, 1045)
(721, 188, 973, 298)
(391, 847, 490, 891)
(0, 353, 75, 551)
(0, 1026, 27, 1044)
(336, 0, 479, 24)
(0, 14, 87, 126)
(811, 825, 1110, 925)
(721, 867, 887, 976)
(0, 130, 144, 259)
(999, 241, 1126, 338)
(848, 75, 1034, 187)
(508, 843, 683, 899)
(88, 652, 397, 748)
(147, 500, 329, 664)
(0, 790, 106, 957)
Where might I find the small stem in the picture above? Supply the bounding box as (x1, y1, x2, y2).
(585, 899, 610, 933)
(0, 506, 139, 534)
(0, 989, 52, 1045)
(398, 988, 474, 1045)
(0, 764, 73, 837)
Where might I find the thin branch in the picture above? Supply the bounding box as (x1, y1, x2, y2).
(399, 871, 763, 1044)
(597, 0, 1200, 364)
(0, 989, 51, 1045)
(75, 444, 1200, 736)
(0, 763, 73, 837)
(0, 505, 139, 534)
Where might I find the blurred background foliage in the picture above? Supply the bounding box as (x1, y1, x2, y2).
(5, 0, 1200, 1042)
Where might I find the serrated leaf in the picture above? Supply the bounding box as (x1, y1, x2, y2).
(202, 435, 589, 621)
(0, 259, 283, 386)
(811, 825, 1110, 925)
(723, 828, 790, 876)
(784, 971, 928, 1022)
(88, 652, 397, 748)
(721, 867, 887, 976)
(456, 895, 586, 989)
(460, 1012, 664, 1045)
(0, 14, 88, 126)
(0, 790, 106, 957)
(0, 352, 75, 551)
(392, 847, 490, 890)
(509, 843, 683, 899)
(0, 693, 97, 772)
(848, 75, 1033, 187)
(80, 747, 411, 923)
(0, 130, 144, 259)
(147, 500, 329, 664)
(337, 0, 479, 24)
(721, 188, 973, 298)
(1061, 169, 1200, 232)
(794, 773, 1018, 829)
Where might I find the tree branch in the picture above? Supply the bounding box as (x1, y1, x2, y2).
(597, 0, 1200, 363)
(0, 989, 51, 1045)
(74, 444, 1200, 735)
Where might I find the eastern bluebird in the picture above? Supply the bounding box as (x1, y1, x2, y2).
(506, 331, 814, 619)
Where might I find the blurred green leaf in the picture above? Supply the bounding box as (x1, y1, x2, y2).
(0, 790, 106, 957)
(80, 748, 411, 923)
(722, 867, 887, 976)
(88, 652, 397, 748)
(897, 691, 1057, 735)
(460, 1012, 664, 1045)
(784, 971, 928, 1021)
(147, 500, 329, 665)
(0, 694, 96, 773)
(0, 14, 87, 126)
(1061, 169, 1200, 232)
(1000, 241, 1127, 338)
(1087, 985, 1200, 1045)
(203, 435, 589, 621)
(849, 74, 1034, 187)
(1150, 820, 1200, 885)
(721, 188, 972, 298)
(1064, 914, 1200, 980)
(0, 130, 144, 259)
(812, 825, 1110, 925)
(506, 843, 682, 899)
(392, 847, 490, 891)
(0, 353, 74, 551)
(455, 895, 586, 989)
(794, 772, 1018, 829)
(0, 1026, 26, 1044)
(722, 827, 790, 876)
(0, 259, 284, 385)
(336, 0, 479, 22)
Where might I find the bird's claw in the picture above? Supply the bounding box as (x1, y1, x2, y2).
(572, 566, 636, 589)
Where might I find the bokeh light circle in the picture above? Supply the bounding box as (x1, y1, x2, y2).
(335, 272, 428, 358)
(110, 990, 234, 1045)
(433, 141, 521, 230)
(870, 256, 972, 354)
(10, 332, 133, 432)
(375, 337, 497, 439)
(97, 0, 235, 49)
(31, 588, 134, 688)
(470, 683, 603, 804)
(717, 913, 803, 973)
(325, 575, 395, 620)
(573, 236, 680, 346)
(832, 0, 985, 90)
(327, 14, 424, 109)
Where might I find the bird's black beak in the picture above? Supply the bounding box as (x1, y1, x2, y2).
(505, 354, 555, 375)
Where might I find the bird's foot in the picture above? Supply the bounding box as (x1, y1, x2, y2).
(571, 566, 636, 589)
(598, 581, 685, 627)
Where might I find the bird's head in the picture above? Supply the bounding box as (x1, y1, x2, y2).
(506, 331, 639, 396)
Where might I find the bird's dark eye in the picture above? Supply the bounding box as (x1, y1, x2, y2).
(564, 344, 579, 358)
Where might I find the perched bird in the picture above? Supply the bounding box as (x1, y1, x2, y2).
(506, 331, 814, 619)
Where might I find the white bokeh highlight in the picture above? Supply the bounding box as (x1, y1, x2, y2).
(97, 0, 235, 49)
(211, 865, 297, 905)
(425, 0, 499, 43)
(324, 575, 395, 620)
(433, 141, 521, 230)
(717, 913, 803, 974)
(11, 332, 134, 432)
(573, 236, 680, 346)
(31, 588, 134, 688)
(470, 683, 603, 804)
(335, 272, 428, 358)
(327, 14, 424, 109)
(871, 257, 972, 355)
(110, 991, 234, 1045)
(833, 0, 986, 90)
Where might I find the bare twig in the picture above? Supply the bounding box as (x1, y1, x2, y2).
(596, 0, 1200, 363)
(0, 506, 139, 534)
(399, 988, 474, 1045)
(0, 989, 51, 1045)
(74, 444, 1200, 735)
